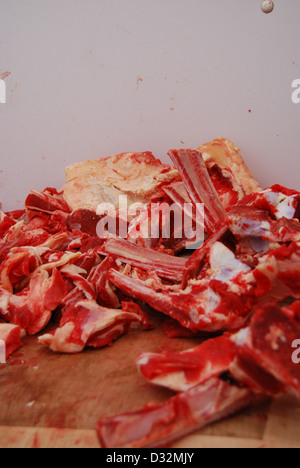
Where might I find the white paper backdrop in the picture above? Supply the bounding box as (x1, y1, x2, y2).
(1, 0, 300, 211)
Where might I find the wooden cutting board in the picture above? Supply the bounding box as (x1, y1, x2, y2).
(0, 310, 299, 448)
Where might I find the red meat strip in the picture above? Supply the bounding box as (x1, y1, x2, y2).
(97, 377, 253, 448)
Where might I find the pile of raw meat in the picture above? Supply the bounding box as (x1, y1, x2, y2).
(1, 137, 300, 448)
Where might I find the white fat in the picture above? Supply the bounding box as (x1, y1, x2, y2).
(265, 191, 297, 220)
(246, 219, 270, 237)
(0, 323, 19, 341)
(60, 264, 87, 276)
(202, 152, 212, 163)
(230, 216, 271, 237)
(202, 287, 221, 313)
(37, 252, 81, 272)
(261, 221, 271, 231)
(276, 195, 298, 220)
(209, 242, 251, 281)
(0, 291, 11, 314)
(153, 371, 191, 392)
(231, 327, 250, 347)
(189, 307, 201, 324)
(136, 355, 150, 367)
(263, 190, 279, 205)
(39, 323, 83, 353)
(189, 288, 221, 325)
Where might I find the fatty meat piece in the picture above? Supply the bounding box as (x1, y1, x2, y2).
(38, 301, 149, 353)
(163, 138, 261, 213)
(136, 334, 237, 392)
(63, 152, 181, 212)
(198, 137, 261, 208)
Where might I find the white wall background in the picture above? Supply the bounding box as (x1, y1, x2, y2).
(0, 0, 300, 211)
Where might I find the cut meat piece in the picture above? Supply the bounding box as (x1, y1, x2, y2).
(232, 303, 300, 398)
(60, 264, 96, 300)
(36, 251, 82, 273)
(102, 238, 187, 283)
(0, 268, 68, 335)
(97, 377, 253, 448)
(228, 206, 300, 243)
(136, 335, 237, 392)
(168, 149, 227, 236)
(0, 323, 25, 359)
(228, 206, 272, 239)
(198, 137, 261, 208)
(182, 225, 228, 288)
(88, 257, 121, 309)
(271, 242, 300, 297)
(270, 217, 300, 243)
(164, 138, 261, 213)
(282, 301, 300, 321)
(238, 185, 300, 221)
(4, 210, 26, 221)
(107, 242, 256, 333)
(67, 209, 102, 237)
(25, 209, 69, 235)
(0, 227, 50, 266)
(229, 349, 285, 397)
(63, 152, 181, 212)
(0, 212, 16, 238)
(25, 188, 71, 214)
(0, 246, 46, 293)
(39, 301, 149, 353)
(227, 185, 300, 244)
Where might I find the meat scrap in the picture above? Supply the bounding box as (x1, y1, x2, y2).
(0, 137, 299, 448)
(38, 301, 149, 354)
(0, 323, 25, 359)
(0, 268, 68, 335)
(198, 137, 261, 208)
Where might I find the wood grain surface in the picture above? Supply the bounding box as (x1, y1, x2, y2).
(0, 310, 299, 448)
